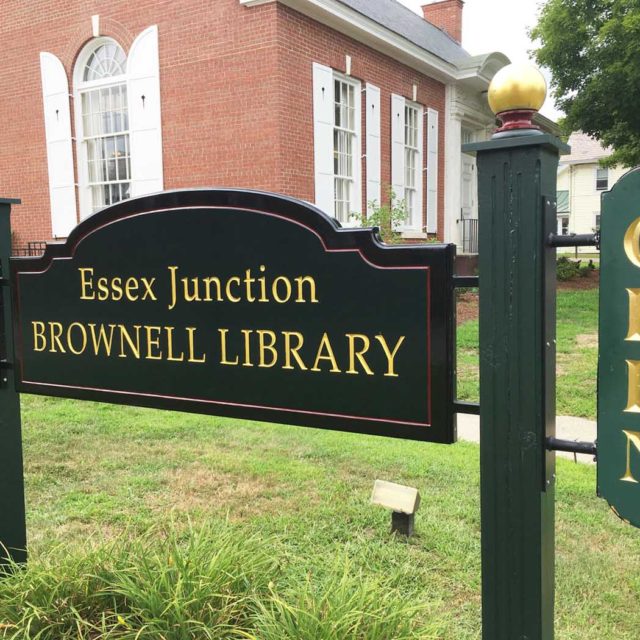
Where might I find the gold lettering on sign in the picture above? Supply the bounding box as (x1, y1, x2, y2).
(282, 331, 306, 370)
(79, 268, 95, 300)
(144, 325, 163, 360)
(626, 289, 640, 341)
(168, 266, 179, 310)
(118, 324, 142, 359)
(257, 330, 278, 368)
(624, 217, 640, 268)
(626, 360, 640, 412)
(49, 322, 66, 353)
(241, 329, 254, 367)
(621, 430, 640, 483)
(295, 276, 318, 303)
(226, 277, 241, 303)
(67, 322, 88, 355)
(346, 334, 374, 376)
(311, 333, 341, 373)
(88, 323, 116, 356)
(375, 335, 406, 377)
(186, 327, 206, 363)
(218, 329, 239, 366)
(32, 321, 46, 352)
(272, 277, 292, 303)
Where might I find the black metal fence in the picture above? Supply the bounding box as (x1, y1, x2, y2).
(12, 241, 47, 257)
(460, 218, 479, 254)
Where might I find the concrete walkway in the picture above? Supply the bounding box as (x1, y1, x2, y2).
(457, 413, 597, 464)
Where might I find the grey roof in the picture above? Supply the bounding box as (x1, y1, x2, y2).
(337, 0, 471, 66)
(562, 131, 611, 164)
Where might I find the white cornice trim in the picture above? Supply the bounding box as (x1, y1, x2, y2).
(244, 0, 460, 82)
(240, 0, 506, 90)
(239, 0, 276, 6)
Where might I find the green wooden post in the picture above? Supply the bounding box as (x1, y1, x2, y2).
(465, 132, 567, 639)
(0, 198, 27, 567)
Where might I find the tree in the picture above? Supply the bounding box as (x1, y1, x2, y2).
(531, 0, 640, 167)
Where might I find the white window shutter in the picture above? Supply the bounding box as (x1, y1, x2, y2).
(426, 108, 439, 234)
(127, 25, 163, 197)
(313, 63, 334, 216)
(391, 94, 405, 207)
(365, 84, 381, 211)
(40, 52, 77, 238)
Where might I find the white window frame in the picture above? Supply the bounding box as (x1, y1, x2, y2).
(73, 37, 131, 219)
(594, 212, 601, 231)
(391, 95, 424, 234)
(403, 101, 422, 230)
(332, 72, 362, 225)
(596, 166, 609, 191)
(558, 215, 569, 236)
(461, 127, 475, 146)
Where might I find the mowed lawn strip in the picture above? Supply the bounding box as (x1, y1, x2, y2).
(9, 375, 639, 638)
(457, 286, 599, 418)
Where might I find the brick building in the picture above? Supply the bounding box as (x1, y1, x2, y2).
(0, 0, 508, 253)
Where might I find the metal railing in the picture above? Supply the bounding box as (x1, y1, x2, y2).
(12, 241, 47, 257)
(460, 218, 478, 254)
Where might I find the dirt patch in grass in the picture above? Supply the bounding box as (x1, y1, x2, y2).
(149, 464, 308, 519)
(576, 333, 598, 348)
(558, 270, 600, 290)
(455, 274, 598, 328)
(457, 292, 479, 326)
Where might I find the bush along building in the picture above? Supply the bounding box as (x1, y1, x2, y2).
(0, 0, 509, 255)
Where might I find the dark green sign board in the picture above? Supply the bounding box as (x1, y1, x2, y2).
(599, 168, 640, 527)
(11, 190, 456, 443)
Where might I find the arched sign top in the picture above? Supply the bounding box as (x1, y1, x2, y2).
(20, 189, 449, 273)
(11, 189, 456, 443)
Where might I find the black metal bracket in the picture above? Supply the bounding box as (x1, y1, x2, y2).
(546, 436, 597, 458)
(547, 232, 600, 250)
(0, 360, 13, 370)
(454, 401, 480, 415)
(454, 275, 479, 288)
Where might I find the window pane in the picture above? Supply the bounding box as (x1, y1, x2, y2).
(84, 42, 126, 81)
(332, 76, 358, 218)
(556, 190, 569, 213)
(596, 167, 609, 190)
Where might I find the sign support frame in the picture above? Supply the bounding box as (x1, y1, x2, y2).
(0, 198, 26, 567)
(465, 132, 567, 639)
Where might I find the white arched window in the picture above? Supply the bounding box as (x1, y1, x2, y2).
(74, 38, 131, 214)
(40, 26, 163, 235)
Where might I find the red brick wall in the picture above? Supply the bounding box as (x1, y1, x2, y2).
(0, 0, 282, 250)
(0, 0, 448, 248)
(422, 0, 463, 45)
(275, 4, 447, 238)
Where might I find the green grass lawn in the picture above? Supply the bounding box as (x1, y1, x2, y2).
(1, 286, 634, 639)
(457, 287, 599, 418)
(1, 373, 638, 638)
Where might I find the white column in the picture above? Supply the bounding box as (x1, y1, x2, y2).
(444, 85, 462, 246)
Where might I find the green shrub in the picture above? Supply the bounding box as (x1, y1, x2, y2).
(244, 564, 426, 640)
(557, 256, 597, 281)
(557, 256, 581, 281)
(0, 526, 430, 640)
(355, 189, 409, 245)
(0, 522, 275, 639)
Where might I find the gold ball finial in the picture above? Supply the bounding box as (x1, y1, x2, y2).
(488, 63, 547, 115)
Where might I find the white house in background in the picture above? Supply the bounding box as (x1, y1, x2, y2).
(557, 131, 627, 250)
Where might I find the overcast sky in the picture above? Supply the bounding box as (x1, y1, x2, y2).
(396, 0, 562, 120)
